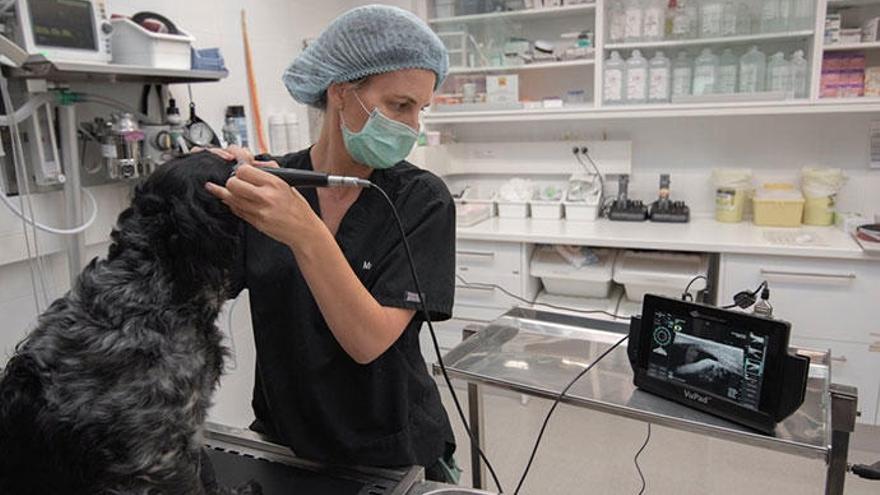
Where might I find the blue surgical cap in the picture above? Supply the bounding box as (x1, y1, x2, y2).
(282, 5, 449, 107)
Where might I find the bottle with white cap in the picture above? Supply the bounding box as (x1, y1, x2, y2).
(625, 49, 649, 104)
(285, 113, 301, 152)
(268, 115, 288, 155)
(791, 50, 808, 99)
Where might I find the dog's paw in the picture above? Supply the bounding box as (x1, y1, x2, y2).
(233, 480, 262, 495)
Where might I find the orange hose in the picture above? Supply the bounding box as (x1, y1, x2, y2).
(241, 9, 268, 154)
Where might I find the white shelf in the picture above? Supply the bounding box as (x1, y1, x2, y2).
(827, 0, 880, 7)
(448, 58, 595, 75)
(604, 30, 814, 51)
(429, 3, 595, 24)
(455, 217, 870, 260)
(824, 41, 880, 51)
(424, 99, 880, 124)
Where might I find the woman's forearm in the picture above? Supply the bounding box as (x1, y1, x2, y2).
(290, 222, 414, 364)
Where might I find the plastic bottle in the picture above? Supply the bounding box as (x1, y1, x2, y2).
(684, 0, 700, 38)
(735, 1, 752, 34)
(648, 51, 672, 103)
(626, 49, 649, 104)
(672, 51, 693, 97)
(223, 105, 249, 148)
(791, 49, 808, 98)
(761, 0, 790, 33)
(643, 0, 666, 41)
(604, 51, 627, 105)
(608, 1, 627, 43)
(778, 0, 792, 31)
(717, 48, 738, 94)
(720, 0, 738, 37)
(284, 112, 300, 151)
(792, 0, 814, 30)
(624, 0, 645, 42)
(766, 51, 792, 95)
(268, 114, 288, 155)
(666, 0, 687, 39)
(692, 48, 719, 95)
(700, 0, 725, 38)
(738, 45, 766, 93)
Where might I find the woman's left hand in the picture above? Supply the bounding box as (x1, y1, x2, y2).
(205, 164, 321, 248)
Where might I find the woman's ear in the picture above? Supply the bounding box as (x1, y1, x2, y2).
(326, 82, 346, 112)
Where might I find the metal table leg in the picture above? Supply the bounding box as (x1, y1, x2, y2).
(826, 384, 857, 495)
(462, 325, 487, 490)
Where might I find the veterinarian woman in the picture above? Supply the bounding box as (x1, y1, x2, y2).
(203, 5, 460, 484)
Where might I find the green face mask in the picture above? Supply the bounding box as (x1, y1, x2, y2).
(341, 92, 419, 170)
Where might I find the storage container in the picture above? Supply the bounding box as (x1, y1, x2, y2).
(456, 203, 493, 227)
(753, 185, 805, 227)
(530, 186, 565, 219)
(564, 201, 600, 221)
(497, 200, 530, 218)
(530, 246, 616, 298)
(712, 168, 753, 223)
(613, 250, 709, 302)
(110, 17, 195, 70)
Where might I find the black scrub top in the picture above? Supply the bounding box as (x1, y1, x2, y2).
(231, 149, 457, 469)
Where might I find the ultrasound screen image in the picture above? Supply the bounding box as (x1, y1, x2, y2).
(646, 311, 768, 410)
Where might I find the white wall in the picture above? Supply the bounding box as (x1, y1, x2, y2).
(0, 0, 417, 427)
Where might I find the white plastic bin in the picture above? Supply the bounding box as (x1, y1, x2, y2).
(497, 200, 530, 218)
(564, 201, 600, 221)
(530, 246, 617, 298)
(530, 198, 563, 219)
(110, 17, 195, 69)
(613, 250, 709, 302)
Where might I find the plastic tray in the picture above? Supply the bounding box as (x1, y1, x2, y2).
(612, 250, 709, 302)
(530, 246, 616, 298)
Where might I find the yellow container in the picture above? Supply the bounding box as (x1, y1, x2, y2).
(753, 185, 805, 227)
(803, 194, 836, 226)
(715, 187, 748, 223)
(712, 168, 753, 223)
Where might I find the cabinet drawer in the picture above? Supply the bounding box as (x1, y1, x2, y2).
(720, 254, 879, 342)
(454, 273, 523, 309)
(792, 337, 880, 425)
(456, 240, 523, 276)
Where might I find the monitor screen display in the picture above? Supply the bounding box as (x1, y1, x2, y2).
(646, 310, 769, 410)
(29, 0, 96, 50)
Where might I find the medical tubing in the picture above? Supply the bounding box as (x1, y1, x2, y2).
(368, 182, 505, 493)
(0, 77, 100, 235)
(512, 333, 630, 495)
(74, 93, 159, 124)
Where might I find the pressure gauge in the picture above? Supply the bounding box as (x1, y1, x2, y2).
(186, 121, 216, 147)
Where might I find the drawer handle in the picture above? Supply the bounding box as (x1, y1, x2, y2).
(457, 250, 496, 259)
(830, 355, 848, 363)
(456, 284, 494, 293)
(759, 270, 856, 285)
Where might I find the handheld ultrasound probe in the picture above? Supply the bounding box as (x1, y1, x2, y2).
(230, 162, 372, 188)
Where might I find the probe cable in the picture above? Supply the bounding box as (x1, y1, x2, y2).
(369, 182, 505, 493)
(512, 332, 630, 495)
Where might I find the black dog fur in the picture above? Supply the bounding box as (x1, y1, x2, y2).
(0, 152, 259, 495)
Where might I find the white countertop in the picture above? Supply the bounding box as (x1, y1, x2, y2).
(457, 216, 879, 260)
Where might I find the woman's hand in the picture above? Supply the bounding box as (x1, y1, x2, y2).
(205, 164, 322, 249)
(193, 145, 281, 168)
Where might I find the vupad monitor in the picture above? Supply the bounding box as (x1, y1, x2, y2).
(627, 294, 809, 434)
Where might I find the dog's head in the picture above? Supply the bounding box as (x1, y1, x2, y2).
(108, 152, 240, 300)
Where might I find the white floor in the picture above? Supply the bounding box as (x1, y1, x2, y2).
(437, 383, 880, 495)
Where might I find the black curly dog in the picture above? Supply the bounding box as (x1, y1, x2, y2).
(0, 153, 260, 495)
